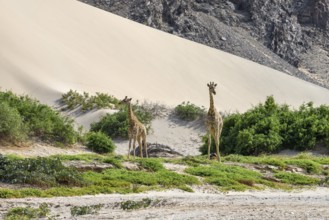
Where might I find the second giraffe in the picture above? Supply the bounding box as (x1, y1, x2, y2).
(205, 82, 223, 162)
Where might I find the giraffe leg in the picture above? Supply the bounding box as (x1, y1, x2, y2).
(207, 133, 211, 160)
(128, 138, 132, 159)
(215, 126, 223, 163)
(137, 136, 143, 158)
(215, 133, 221, 162)
(143, 134, 148, 158)
(133, 137, 137, 159)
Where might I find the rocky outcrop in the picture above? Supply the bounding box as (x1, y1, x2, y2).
(80, 0, 329, 89)
(132, 143, 183, 158)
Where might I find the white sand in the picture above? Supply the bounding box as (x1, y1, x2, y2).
(115, 115, 205, 156)
(1, 188, 329, 219)
(1, 0, 329, 130)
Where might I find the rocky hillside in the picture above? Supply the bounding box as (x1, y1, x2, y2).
(79, 0, 329, 89)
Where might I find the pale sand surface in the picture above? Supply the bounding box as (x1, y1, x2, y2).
(115, 115, 205, 156)
(0, 142, 92, 158)
(1, 0, 329, 131)
(1, 188, 329, 219)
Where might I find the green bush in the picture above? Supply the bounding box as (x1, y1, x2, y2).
(0, 155, 85, 187)
(4, 203, 50, 220)
(71, 204, 103, 216)
(120, 198, 152, 210)
(0, 102, 27, 141)
(0, 91, 77, 144)
(274, 172, 320, 185)
(90, 105, 153, 139)
(86, 132, 116, 153)
(200, 96, 329, 156)
(175, 101, 205, 121)
(185, 164, 270, 191)
(61, 90, 119, 112)
(136, 158, 164, 172)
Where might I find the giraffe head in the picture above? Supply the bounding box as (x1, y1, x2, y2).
(120, 96, 132, 105)
(207, 82, 217, 95)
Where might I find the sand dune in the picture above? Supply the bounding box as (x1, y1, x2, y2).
(1, 0, 329, 115)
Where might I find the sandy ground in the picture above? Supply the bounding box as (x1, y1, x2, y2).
(1, 189, 329, 219)
(0, 142, 93, 158)
(115, 114, 205, 156)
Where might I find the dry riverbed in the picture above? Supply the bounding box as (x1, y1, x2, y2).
(1, 188, 329, 219)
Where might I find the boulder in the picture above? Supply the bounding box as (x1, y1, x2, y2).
(131, 143, 183, 158)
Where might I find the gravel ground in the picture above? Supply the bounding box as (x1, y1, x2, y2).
(1, 188, 329, 219)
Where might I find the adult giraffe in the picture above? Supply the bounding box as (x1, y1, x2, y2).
(205, 82, 223, 162)
(120, 96, 148, 159)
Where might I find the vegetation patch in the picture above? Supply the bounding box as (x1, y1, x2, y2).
(51, 154, 105, 162)
(120, 198, 152, 210)
(136, 158, 165, 172)
(92, 169, 199, 188)
(85, 131, 116, 153)
(200, 96, 329, 155)
(0, 155, 328, 199)
(70, 204, 103, 216)
(61, 90, 119, 112)
(174, 101, 206, 121)
(0, 90, 77, 144)
(223, 154, 324, 174)
(90, 104, 153, 138)
(0, 155, 85, 187)
(185, 164, 279, 191)
(102, 156, 123, 168)
(274, 172, 320, 185)
(169, 155, 214, 167)
(4, 203, 50, 220)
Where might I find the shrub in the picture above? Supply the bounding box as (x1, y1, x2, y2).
(4, 203, 50, 220)
(0, 91, 77, 144)
(0, 155, 85, 187)
(274, 172, 320, 185)
(120, 198, 152, 210)
(86, 132, 116, 153)
(61, 90, 119, 112)
(185, 164, 268, 191)
(0, 102, 27, 141)
(174, 101, 205, 121)
(136, 158, 164, 172)
(71, 204, 103, 216)
(90, 105, 153, 139)
(200, 96, 329, 156)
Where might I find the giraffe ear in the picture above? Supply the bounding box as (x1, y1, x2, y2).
(128, 98, 132, 102)
(207, 83, 210, 87)
(215, 83, 217, 87)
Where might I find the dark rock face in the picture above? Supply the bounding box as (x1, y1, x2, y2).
(132, 143, 183, 158)
(79, 0, 329, 89)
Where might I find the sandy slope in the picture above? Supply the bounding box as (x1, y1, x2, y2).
(1, 0, 329, 129)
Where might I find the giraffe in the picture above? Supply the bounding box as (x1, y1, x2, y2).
(120, 96, 148, 159)
(205, 82, 223, 162)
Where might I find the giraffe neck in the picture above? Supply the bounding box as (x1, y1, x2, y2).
(209, 90, 215, 112)
(127, 103, 135, 122)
